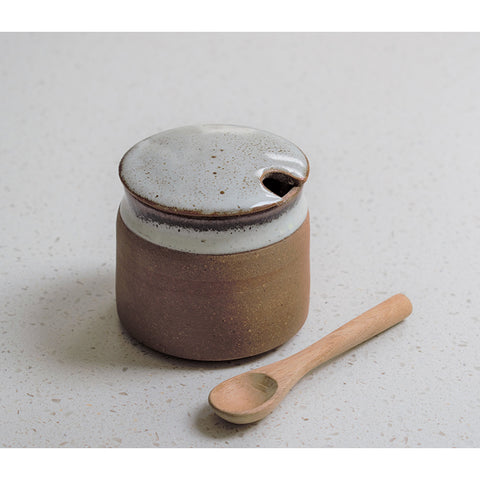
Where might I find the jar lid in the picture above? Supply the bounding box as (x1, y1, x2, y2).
(119, 124, 309, 217)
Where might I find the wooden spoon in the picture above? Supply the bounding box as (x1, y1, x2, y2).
(208, 294, 412, 424)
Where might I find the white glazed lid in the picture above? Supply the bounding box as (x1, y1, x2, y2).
(119, 124, 309, 217)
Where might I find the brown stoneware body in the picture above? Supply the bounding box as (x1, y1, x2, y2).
(115, 125, 310, 361)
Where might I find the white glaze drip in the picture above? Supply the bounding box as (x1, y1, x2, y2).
(119, 194, 308, 254)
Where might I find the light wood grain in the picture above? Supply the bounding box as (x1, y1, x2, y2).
(208, 294, 413, 424)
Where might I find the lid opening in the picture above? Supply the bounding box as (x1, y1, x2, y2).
(262, 171, 300, 198)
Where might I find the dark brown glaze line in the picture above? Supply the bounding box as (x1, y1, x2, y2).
(123, 190, 304, 232)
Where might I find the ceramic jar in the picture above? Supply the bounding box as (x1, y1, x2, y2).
(116, 125, 310, 361)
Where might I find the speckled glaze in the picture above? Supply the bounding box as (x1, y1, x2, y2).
(119, 124, 309, 217)
(116, 124, 310, 360)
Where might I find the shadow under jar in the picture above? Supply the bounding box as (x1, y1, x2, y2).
(116, 124, 310, 361)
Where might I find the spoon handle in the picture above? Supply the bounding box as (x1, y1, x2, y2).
(261, 294, 412, 382)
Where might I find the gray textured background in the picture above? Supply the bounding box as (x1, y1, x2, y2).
(1, 33, 479, 447)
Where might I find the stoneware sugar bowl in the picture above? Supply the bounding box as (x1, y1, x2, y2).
(116, 124, 310, 361)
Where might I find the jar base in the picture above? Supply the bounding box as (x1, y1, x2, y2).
(118, 312, 306, 362)
(115, 211, 310, 361)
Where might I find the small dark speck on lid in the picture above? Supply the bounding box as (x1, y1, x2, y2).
(213, 172, 217, 174)
(220, 149, 224, 151)
(155, 195, 159, 198)
(211, 155, 216, 158)
(220, 191, 225, 194)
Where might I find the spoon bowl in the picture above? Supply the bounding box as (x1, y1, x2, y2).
(208, 372, 280, 424)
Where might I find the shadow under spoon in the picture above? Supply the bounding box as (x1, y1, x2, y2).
(208, 293, 413, 424)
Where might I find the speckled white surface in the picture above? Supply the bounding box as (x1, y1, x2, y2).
(1, 33, 480, 447)
(119, 124, 309, 215)
(118, 124, 309, 253)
